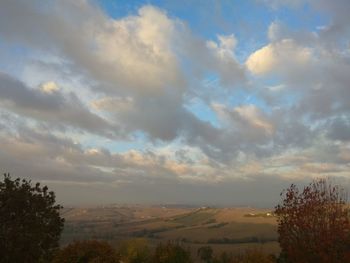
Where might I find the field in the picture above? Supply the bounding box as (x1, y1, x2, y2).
(61, 205, 279, 258)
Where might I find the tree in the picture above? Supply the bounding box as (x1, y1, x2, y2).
(153, 242, 193, 263)
(216, 251, 233, 263)
(197, 246, 214, 263)
(230, 249, 276, 263)
(275, 178, 350, 263)
(117, 238, 152, 263)
(0, 173, 64, 262)
(53, 240, 119, 263)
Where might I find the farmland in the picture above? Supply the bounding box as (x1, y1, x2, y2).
(61, 205, 279, 257)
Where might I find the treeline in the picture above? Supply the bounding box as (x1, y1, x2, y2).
(207, 236, 277, 244)
(53, 239, 276, 263)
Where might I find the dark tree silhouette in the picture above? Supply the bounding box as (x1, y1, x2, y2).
(275, 178, 350, 263)
(0, 173, 64, 263)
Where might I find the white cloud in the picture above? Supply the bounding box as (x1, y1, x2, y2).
(246, 39, 312, 75)
(94, 5, 182, 95)
(40, 81, 59, 94)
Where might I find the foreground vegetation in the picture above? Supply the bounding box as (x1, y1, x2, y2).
(1, 174, 350, 262)
(53, 239, 276, 263)
(0, 174, 64, 262)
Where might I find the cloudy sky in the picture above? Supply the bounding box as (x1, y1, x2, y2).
(0, 0, 350, 206)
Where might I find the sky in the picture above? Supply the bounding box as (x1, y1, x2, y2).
(0, 0, 350, 207)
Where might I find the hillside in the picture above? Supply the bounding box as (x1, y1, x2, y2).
(61, 205, 279, 256)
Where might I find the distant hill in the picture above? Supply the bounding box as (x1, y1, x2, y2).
(61, 205, 279, 256)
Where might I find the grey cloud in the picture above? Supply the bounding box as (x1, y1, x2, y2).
(312, 0, 350, 47)
(0, 129, 112, 184)
(0, 72, 64, 110)
(0, 110, 349, 206)
(327, 117, 350, 141)
(0, 0, 245, 156)
(1, 0, 350, 206)
(177, 32, 246, 89)
(0, 72, 118, 138)
(263, 0, 350, 47)
(0, 1, 188, 95)
(0, 124, 315, 206)
(289, 52, 350, 121)
(0, 123, 196, 189)
(248, 4, 350, 150)
(109, 95, 219, 143)
(96, 95, 239, 165)
(0, 126, 121, 183)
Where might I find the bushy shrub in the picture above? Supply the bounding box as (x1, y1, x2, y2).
(53, 240, 119, 263)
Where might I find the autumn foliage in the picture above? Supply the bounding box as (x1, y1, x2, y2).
(229, 249, 276, 263)
(53, 240, 119, 263)
(117, 238, 152, 263)
(275, 178, 350, 263)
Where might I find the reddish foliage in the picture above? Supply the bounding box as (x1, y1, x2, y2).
(275, 178, 350, 263)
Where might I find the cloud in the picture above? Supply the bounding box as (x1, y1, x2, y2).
(0, 72, 118, 138)
(0, 1, 225, 162)
(91, 5, 185, 96)
(0, 112, 348, 205)
(234, 105, 275, 135)
(214, 104, 274, 137)
(0, 121, 314, 205)
(0, 0, 350, 205)
(0, 1, 247, 149)
(262, 0, 350, 46)
(206, 34, 245, 86)
(246, 39, 313, 75)
(327, 117, 350, 141)
(40, 81, 60, 94)
(0, 1, 181, 95)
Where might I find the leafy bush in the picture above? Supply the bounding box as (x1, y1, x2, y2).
(53, 240, 119, 263)
(153, 242, 193, 263)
